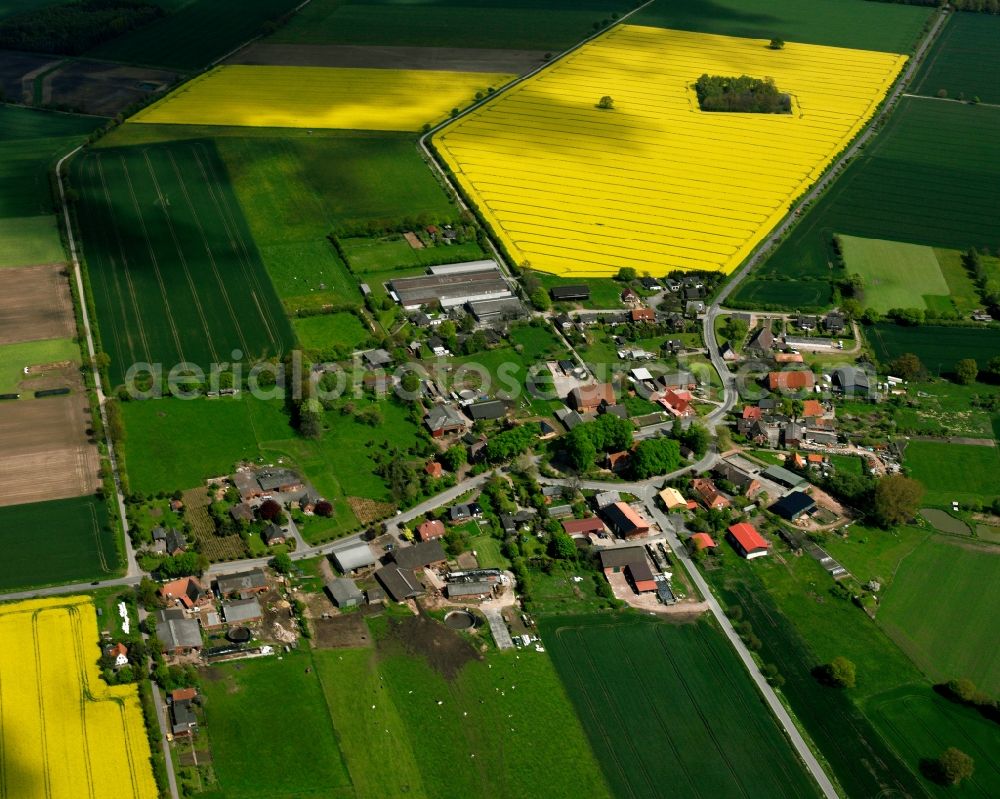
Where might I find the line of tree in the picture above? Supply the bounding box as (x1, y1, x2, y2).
(0, 0, 164, 55)
(695, 74, 792, 114)
(865, 0, 999, 12)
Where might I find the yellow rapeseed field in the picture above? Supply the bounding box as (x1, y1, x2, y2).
(0, 596, 158, 799)
(434, 26, 907, 277)
(130, 66, 515, 132)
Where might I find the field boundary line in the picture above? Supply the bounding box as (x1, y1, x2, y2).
(141, 149, 221, 363)
(31, 611, 52, 799)
(117, 151, 186, 363)
(88, 501, 110, 574)
(68, 608, 98, 799)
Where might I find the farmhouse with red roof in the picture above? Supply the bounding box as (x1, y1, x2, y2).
(727, 522, 771, 559)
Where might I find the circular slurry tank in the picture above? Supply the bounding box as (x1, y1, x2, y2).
(444, 610, 476, 630)
(227, 626, 252, 643)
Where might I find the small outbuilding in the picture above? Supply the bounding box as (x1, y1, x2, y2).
(326, 578, 365, 609)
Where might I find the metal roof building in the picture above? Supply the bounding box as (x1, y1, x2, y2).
(389, 267, 512, 309)
(330, 539, 377, 573)
(326, 578, 365, 608)
(221, 597, 263, 624)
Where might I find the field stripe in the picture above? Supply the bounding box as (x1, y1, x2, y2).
(68, 608, 98, 799)
(140, 150, 220, 364)
(117, 152, 186, 364)
(31, 612, 52, 799)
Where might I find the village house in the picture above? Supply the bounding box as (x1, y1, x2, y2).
(601, 502, 651, 538)
(159, 577, 212, 611)
(215, 568, 268, 599)
(691, 477, 731, 510)
(416, 519, 446, 542)
(568, 383, 616, 413)
(767, 370, 815, 393)
(659, 389, 694, 417)
(727, 522, 771, 559)
(261, 523, 286, 546)
(425, 403, 469, 437)
(562, 517, 607, 539)
(169, 688, 199, 737)
(658, 487, 687, 510)
(425, 461, 443, 479)
(712, 462, 762, 499)
(689, 533, 718, 553)
(107, 642, 129, 668)
(630, 308, 656, 323)
(746, 326, 775, 354)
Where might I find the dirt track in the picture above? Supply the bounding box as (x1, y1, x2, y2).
(227, 43, 547, 74)
(0, 394, 99, 506)
(0, 264, 75, 344)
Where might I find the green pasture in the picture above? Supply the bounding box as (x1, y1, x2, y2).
(293, 312, 371, 354)
(532, 272, 625, 309)
(708, 549, 927, 798)
(735, 99, 1000, 309)
(892, 380, 1000, 439)
(468, 534, 510, 569)
(314, 639, 610, 799)
(912, 12, 1000, 105)
(540, 615, 821, 799)
(905, 440, 1000, 506)
(272, 0, 633, 50)
(0, 338, 81, 394)
(88, 0, 302, 69)
(0, 495, 120, 590)
(867, 324, 1000, 376)
(199, 651, 354, 799)
(635, 0, 931, 53)
(73, 140, 292, 387)
(878, 535, 1000, 693)
(0, 217, 67, 268)
(840, 235, 949, 313)
(869, 687, 1000, 798)
(340, 237, 484, 274)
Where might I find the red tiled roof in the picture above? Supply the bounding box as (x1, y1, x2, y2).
(425, 462, 443, 478)
(416, 519, 446, 541)
(728, 522, 769, 552)
(690, 533, 717, 550)
(807, 454, 825, 463)
(768, 371, 815, 391)
(563, 517, 605, 536)
(742, 406, 762, 420)
(802, 400, 824, 418)
(110, 642, 128, 657)
(172, 687, 197, 702)
(631, 308, 655, 322)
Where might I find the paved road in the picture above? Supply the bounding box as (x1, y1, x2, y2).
(150, 675, 181, 797)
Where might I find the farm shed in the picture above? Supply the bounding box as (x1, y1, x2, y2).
(393, 540, 447, 570)
(625, 560, 657, 593)
(221, 597, 263, 624)
(256, 468, 303, 493)
(562, 517, 606, 538)
(389, 267, 511, 309)
(599, 547, 646, 574)
(446, 581, 493, 600)
(770, 491, 817, 521)
(156, 609, 202, 654)
(762, 465, 806, 490)
(215, 568, 268, 598)
(467, 399, 508, 421)
(374, 565, 423, 602)
(550, 284, 590, 301)
(425, 403, 469, 437)
(602, 502, 651, 538)
(330, 539, 377, 573)
(326, 578, 365, 608)
(727, 523, 771, 559)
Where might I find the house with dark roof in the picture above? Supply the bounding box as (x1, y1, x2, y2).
(230, 503, 254, 523)
(170, 694, 198, 737)
(626, 559, 657, 593)
(823, 312, 846, 334)
(256, 468, 303, 494)
(746, 326, 775, 353)
(712, 462, 762, 499)
(374, 565, 423, 602)
(425, 403, 469, 437)
(215, 568, 268, 599)
(601, 502, 651, 538)
(164, 529, 186, 556)
(770, 491, 817, 521)
(392, 540, 447, 570)
(261, 523, 286, 546)
(448, 502, 482, 523)
(727, 523, 771, 559)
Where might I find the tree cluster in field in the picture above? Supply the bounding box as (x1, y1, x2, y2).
(964, 248, 1000, 314)
(695, 74, 792, 114)
(562, 414, 635, 471)
(484, 424, 538, 463)
(0, 0, 164, 55)
(937, 677, 1000, 724)
(815, 469, 924, 528)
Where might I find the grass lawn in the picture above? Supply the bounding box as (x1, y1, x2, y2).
(734, 99, 1000, 309)
(868, 686, 1000, 798)
(829, 454, 863, 475)
(199, 650, 354, 799)
(904, 440, 1000, 506)
(340, 236, 484, 274)
(0, 216, 67, 268)
(840, 235, 950, 313)
(634, 0, 931, 53)
(867, 323, 1000, 377)
(877, 534, 1000, 693)
(259, 239, 361, 314)
(313, 634, 611, 799)
(87, 0, 303, 70)
(272, 0, 633, 50)
(469, 534, 510, 569)
(293, 312, 371, 353)
(911, 12, 1000, 105)
(893, 381, 1000, 439)
(540, 615, 822, 799)
(0, 337, 80, 393)
(0, 495, 121, 590)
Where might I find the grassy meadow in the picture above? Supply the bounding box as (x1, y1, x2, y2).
(293, 312, 372, 354)
(0, 495, 120, 590)
(840, 236, 950, 313)
(73, 140, 293, 387)
(540, 615, 822, 799)
(0, 337, 80, 394)
(735, 99, 1000, 309)
(904, 440, 1000, 506)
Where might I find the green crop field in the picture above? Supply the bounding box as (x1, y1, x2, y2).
(905, 440, 1000, 506)
(73, 140, 292, 388)
(272, 0, 633, 49)
(912, 13, 1000, 105)
(734, 99, 1000, 309)
(293, 312, 371, 354)
(540, 615, 821, 798)
(635, 0, 931, 53)
(876, 534, 1000, 693)
(87, 0, 302, 70)
(200, 651, 354, 799)
(0, 495, 120, 590)
(708, 547, 929, 798)
(314, 637, 610, 799)
(867, 323, 1000, 376)
(0, 338, 81, 393)
(840, 236, 950, 313)
(869, 687, 1000, 798)
(0, 106, 101, 267)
